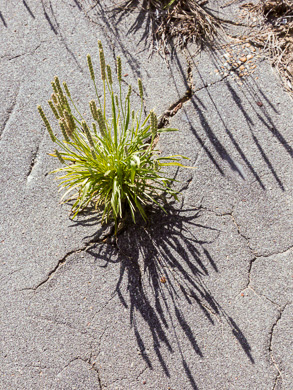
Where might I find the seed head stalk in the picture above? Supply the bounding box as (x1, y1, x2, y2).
(98, 41, 107, 121)
(119, 82, 125, 131)
(123, 86, 131, 139)
(103, 79, 106, 123)
(116, 56, 126, 130)
(138, 78, 144, 133)
(87, 53, 102, 111)
(54, 80, 82, 125)
(106, 65, 113, 92)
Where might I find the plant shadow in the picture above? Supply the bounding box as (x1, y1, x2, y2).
(87, 204, 254, 387)
(0, 10, 7, 27)
(181, 42, 292, 192)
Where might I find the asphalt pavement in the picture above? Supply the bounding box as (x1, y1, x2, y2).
(0, 1, 292, 389)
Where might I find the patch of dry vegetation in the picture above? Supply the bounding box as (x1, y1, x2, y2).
(116, 0, 224, 50)
(148, 0, 223, 47)
(243, 0, 293, 90)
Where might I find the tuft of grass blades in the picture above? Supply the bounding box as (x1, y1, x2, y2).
(38, 41, 188, 232)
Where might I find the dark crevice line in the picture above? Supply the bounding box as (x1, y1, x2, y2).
(0, 43, 42, 62)
(88, 358, 103, 390)
(252, 245, 293, 260)
(20, 227, 116, 292)
(245, 256, 257, 289)
(158, 66, 193, 128)
(158, 58, 246, 129)
(33, 249, 82, 291)
(269, 304, 288, 390)
(230, 211, 254, 252)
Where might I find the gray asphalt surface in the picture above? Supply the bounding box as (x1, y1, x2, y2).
(0, 1, 292, 389)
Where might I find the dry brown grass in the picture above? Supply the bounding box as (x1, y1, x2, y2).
(115, 0, 225, 50)
(149, 0, 223, 47)
(243, 0, 293, 90)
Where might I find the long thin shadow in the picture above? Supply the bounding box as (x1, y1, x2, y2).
(260, 113, 293, 158)
(41, 0, 83, 72)
(169, 48, 191, 93)
(229, 316, 254, 364)
(239, 75, 293, 159)
(207, 45, 290, 177)
(87, 205, 254, 385)
(184, 108, 225, 175)
(192, 96, 246, 179)
(185, 43, 288, 191)
(191, 62, 266, 189)
(111, 0, 140, 24)
(0, 11, 7, 27)
(23, 0, 35, 19)
(226, 81, 285, 191)
(110, 0, 159, 51)
(43, 9, 58, 35)
(87, 2, 143, 79)
(72, 0, 82, 11)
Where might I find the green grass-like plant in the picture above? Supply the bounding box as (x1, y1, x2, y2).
(38, 40, 187, 231)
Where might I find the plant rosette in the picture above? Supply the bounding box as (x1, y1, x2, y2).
(38, 40, 188, 232)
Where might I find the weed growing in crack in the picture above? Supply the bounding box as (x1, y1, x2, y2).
(38, 41, 188, 232)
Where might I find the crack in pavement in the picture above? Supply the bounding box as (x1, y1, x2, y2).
(236, 248, 293, 309)
(254, 245, 293, 259)
(225, 211, 292, 260)
(136, 365, 148, 381)
(182, 286, 222, 324)
(0, 268, 23, 283)
(159, 51, 267, 129)
(183, 204, 289, 309)
(218, 210, 292, 306)
(54, 351, 104, 388)
(269, 304, 288, 390)
(239, 285, 281, 308)
(245, 256, 258, 290)
(154, 54, 262, 209)
(89, 293, 118, 324)
(0, 43, 42, 62)
(27, 314, 88, 335)
(94, 325, 109, 357)
(184, 203, 292, 275)
(158, 66, 193, 129)
(54, 355, 103, 389)
(179, 175, 193, 194)
(230, 210, 255, 254)
(32, 248, 87, 292)
(3, 4, 291, 390)
(20, 227, 116, 292)
(188, 204, 255, 255)
(54, 357, 81, 378)
(87, 352, 104, 390)
(189, 54, 254, 96)
(237, 246, 293, 309)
